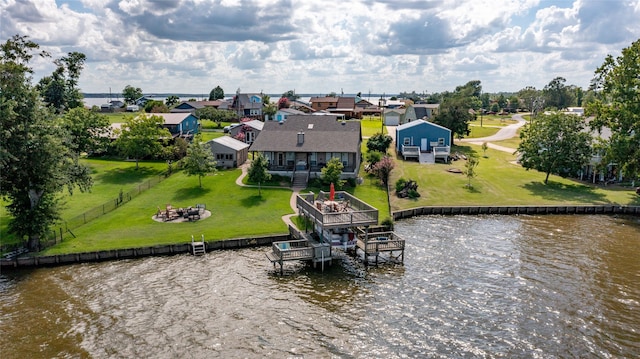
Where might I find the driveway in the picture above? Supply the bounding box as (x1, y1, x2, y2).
(458, 113, 527, 153)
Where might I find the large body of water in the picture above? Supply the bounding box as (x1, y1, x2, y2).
(1, 214, 639, 358)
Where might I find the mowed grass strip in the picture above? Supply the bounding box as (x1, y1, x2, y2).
(40, 169, 293, 254)
(390, 144, 639, 210)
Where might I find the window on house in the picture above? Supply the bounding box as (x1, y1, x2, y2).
(438, 138, 445, 146)
(403, 137, 411, 146)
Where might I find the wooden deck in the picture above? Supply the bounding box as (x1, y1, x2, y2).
(296, 191, 378, 230)
(356, 231, 405, 265)
(265, 229, 332, 274)
(433, 146, 451, 163)
(401, 145, 420, 160)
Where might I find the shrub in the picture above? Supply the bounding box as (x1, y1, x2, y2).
(395, 178, 408, 193)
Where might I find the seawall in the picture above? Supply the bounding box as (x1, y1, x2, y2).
(1, 234, 288, 270)
(393, 204, 640, 220)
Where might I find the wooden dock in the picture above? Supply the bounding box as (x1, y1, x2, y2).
(265, 227, 332, 275)
(266, 191, 407, 274)
(356, 231, 405, 266)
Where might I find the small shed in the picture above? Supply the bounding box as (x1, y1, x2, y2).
(207, 136, 249, 168)
(396, 119, 451, 158)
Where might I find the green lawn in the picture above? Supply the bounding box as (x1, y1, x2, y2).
(467, 125, 500, 138)
(102, 112, 141, 123)
(361, 116, 387, 137)
(200, 131, 225, 142)
(40, 169, 293, 255)
(390, 144, 639, 210)
(3, 121, 639, 255)
(473, 115, 518, 126)
(491, 131, 523, 149)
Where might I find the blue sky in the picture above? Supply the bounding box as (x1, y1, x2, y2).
(1, 0, 638, 95)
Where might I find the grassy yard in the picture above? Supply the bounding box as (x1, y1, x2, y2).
(390, 143, 639, 210)
(200, 131, 226, 142)
(40, 169, 293, 255)
(466, 125, 500, 138)
(473, 115, 518, 126)
(360, 116, 387, 137)
(491, 131, 523, 149)
(3, 120, 639, 255)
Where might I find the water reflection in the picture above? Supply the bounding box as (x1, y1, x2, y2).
(1, 215, 638, 358)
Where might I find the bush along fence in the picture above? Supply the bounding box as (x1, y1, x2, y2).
(39, 172, 171, 249)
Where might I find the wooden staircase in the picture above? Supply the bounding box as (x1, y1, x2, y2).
(190, 235, 206, 256)
(292, 172, 308, 188)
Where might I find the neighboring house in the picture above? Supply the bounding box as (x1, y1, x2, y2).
(309, 97, 339, 111)
(330, 97, 358, 119)
(229, 119, 264, 144)
(152, 113, 199, 140)
(271, 107, 306, 122)
(249, 115, 362, 183)
(231, 92, 263, 119)
(171, 100, 225, 113)
(564, 107, 585, 116)
(395, 119, 451, 162)
(384, 108, 405, 126)
(309, 96, 358, 119)
(403, 104, 439, 123)
(355, 97, 382, 117)
(580, 118, 621, 183)
(289, 100, 314, 113)
(207, 136, 249, 169)
(135, 96, 153, 107)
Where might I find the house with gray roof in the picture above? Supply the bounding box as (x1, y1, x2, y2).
(249, 115, 362, 184)
(229, 119, 264, 145)
(231, 91, 263, 119)
(207, 136, 249, 168)
(403, 103, 440, 124)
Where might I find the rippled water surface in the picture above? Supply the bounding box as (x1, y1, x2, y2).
(1, 215, 639, 358)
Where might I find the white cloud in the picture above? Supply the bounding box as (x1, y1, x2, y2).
(1, 0, 638, 94)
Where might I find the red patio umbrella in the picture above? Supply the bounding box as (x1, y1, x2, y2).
(329, 182, 335, 201)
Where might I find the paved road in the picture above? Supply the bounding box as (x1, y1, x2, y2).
(458, 113, 527, 153)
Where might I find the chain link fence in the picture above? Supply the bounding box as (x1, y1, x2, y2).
(41, 173, 170, 248)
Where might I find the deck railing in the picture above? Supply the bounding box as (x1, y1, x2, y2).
(357, 231, 405, 253)
(271, 239, 313, 260)
(297, 191, 378, 228)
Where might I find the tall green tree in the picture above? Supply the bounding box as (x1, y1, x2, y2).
(262, 96, 277, 121)
(247, 154, 271, 196)
(123, 85, 143, 104)
(366, 133, 393, 154)
(543, 77, 576, 110)
(587, 39, 640, 184)
(1, 35, 92, 251)
(517, 86, 542, 113)
(61, 107, 111, 155)
(115, 114, 170, 169)
(517, 112, 592, 184)
(165, 95, 180, 107)
(282, 89, 299, 101)
(434, 80, 480, 144)
(182, 135, 217, 188)
(38, 51, 86, 112)
(209, 85, 225, 100)
(321, 157, 345, 189)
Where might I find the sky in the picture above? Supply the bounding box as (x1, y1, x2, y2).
(1, 0, 639, 96)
